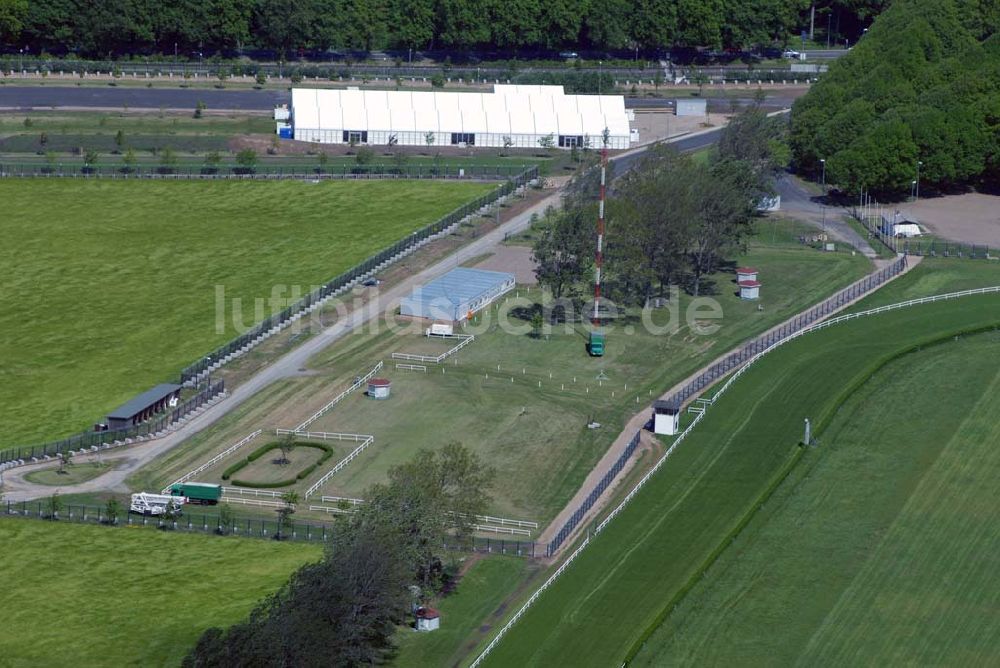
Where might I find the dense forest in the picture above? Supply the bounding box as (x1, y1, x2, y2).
(0, 0, 886, 58)
(790, 0, 1000, 196)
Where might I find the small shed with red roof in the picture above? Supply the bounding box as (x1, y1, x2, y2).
(368, 378, 391, 400)
(736, 267, 758, 283)
(738, 279, 761, 300)
(415, 606, 440, 632)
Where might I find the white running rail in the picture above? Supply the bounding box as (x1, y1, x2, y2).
(161, 429, 262, 493)
(304, 435, 375, 498)
(293, 361, 383, 432)
(473, 524, 532, 537)
(468, 284, 1000, 668)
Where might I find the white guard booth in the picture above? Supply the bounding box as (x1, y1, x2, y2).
(653, 400, 680, 436)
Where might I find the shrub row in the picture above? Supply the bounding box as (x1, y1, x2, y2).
(222, 441, 333, 482)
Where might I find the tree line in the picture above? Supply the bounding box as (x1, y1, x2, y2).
(790, 0, 1000, 196)
(0, 0, 887, 58)
(182, 442, 494, 667)
(533, 106, 788, 306)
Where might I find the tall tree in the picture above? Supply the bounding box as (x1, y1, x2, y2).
(0, 0, 28, 46)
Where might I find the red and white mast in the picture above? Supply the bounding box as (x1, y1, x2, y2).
(593, 145, 607, 325)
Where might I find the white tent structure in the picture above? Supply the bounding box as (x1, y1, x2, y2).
(289, 85, 631, 150)
(881, 211, 923, 238)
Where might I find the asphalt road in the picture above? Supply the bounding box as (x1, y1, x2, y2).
(0, 86, 290, 111)
(0, 85, 806, 113)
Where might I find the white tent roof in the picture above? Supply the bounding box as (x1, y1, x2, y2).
(291, 85, 630, 137)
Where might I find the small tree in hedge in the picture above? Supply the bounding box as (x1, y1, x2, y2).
(277, 434, 294, 466)
(83, 148, 99, 168)
(159, 146, 177, 173)
(47, 492, 62, 520)
(276, 491, 299, 540)
(104, 497, 121, 525)
(317, 151, 329, 173)
(217, 502, 234, 535)
(255, 71, 267, 87)
(58, 450, 72, 474)
(203, 150, 221, 173)
(122, 146, 137, 172)
(355, 146, 374, 167)
(235, 148, 257, 173)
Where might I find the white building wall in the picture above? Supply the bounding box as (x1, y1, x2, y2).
(291, 85, 631, 149)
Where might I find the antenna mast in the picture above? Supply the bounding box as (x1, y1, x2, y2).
(593, 144, 607, 325)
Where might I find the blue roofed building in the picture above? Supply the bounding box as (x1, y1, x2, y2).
(399, 267, 515, 322)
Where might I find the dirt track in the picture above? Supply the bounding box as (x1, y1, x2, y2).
(903, 193, 1000, 246)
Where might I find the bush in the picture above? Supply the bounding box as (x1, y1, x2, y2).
(430, 73, 445, 88)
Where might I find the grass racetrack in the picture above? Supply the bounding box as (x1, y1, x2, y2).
(0, 179, 492, 449)
(480, 291, 1000, 667)
(0, 520, 320, 666)
(631, 331, 1000, 666)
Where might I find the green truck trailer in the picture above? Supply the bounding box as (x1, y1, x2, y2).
(169, 482, 222, 505)
(588, 331, 605, 357)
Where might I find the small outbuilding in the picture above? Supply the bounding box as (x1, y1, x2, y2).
(415, 607, 440, 632)
(400, 267, 515, 322)
(736, 267, 758, 283)
(676, 98, 707, 117)
(105, 383, 182, 430)
(652, 400, 680, 436)
(368, 378, 391, 400)
(739, 279, 761, 300)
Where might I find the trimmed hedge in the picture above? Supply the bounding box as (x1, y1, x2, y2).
(223, 441, 335, 488)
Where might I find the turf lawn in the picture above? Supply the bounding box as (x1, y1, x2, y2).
(0, 519, 320, 667)
(0, 179, 492, 449)
(135, 219, 873, 524)
(479, 291, 1000, 667)
(630, 332, 1000, 666)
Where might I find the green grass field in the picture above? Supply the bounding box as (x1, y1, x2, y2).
(391, 557, 533, 667)
(630, 332, 1000, 666)
(22, 461, 116, 486)
(479, 291, 1000, 667)
(0, 520, 320, 667)
(0, 179, 492, 449)
(136, 220, 872, 524)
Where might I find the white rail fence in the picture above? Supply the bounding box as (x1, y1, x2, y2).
(293, 361, 383, 432)
(276, 429, 371, 443)
(396, 363, 427, 372)
(161, 429, 262, 493)
(468, 284, 1000, 667)
(304, 435, 376, 498)
(308, 504, 356, 515)
(473, 524, 532, 537)
(320, 495, 365, 506)
(221, 496, 285, 509)
(221, 487, 284, 499)
(391, 335, 475, 364)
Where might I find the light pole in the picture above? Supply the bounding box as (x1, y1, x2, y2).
(820, 158, 827, 236)
(915, 160, 922, 202)
(599, 60, 603, 94)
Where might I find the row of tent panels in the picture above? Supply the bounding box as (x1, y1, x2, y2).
(287, 85, 632, 149)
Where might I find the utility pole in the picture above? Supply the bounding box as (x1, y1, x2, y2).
(810, 4, 816, 41)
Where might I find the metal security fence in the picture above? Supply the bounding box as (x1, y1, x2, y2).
(0, 162, 533, 181)
(0, 381, 224, 466)
(546, 430, 641, 557)
(663, 256, 907, 409)
(851, 197, 993, 260)
(179, 166, 537, 384)
(0, 501, 537, 555)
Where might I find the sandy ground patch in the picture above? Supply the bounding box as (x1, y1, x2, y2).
(632, 111, 730, 145)
(472, 245, 538, 284)
(903, 193, 1000, 246)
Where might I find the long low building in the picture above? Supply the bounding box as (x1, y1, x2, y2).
(400, 267, 515, 322)
(289, 84, 632, 150)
